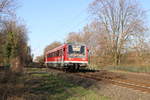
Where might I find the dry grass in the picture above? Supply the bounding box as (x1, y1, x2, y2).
(103, 66, 150, 73)
(0, 68, 109, 100)
(0, 70, 24, 100)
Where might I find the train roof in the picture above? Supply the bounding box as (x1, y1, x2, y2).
(45, 43, 86, 54)
(45, 44, 66, 54)
(67, 42, 86, 46)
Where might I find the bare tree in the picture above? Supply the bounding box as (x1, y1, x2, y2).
(3, 20, 28, 72)
(0, 0, 17, 22)
(89, 0, 147, 65)
(0, 0, 17, 66)
(34, 55, 44, 65)
(44, 41, 62, 54)
(82, 23, 99, 53)
(66, 32, 83, 43)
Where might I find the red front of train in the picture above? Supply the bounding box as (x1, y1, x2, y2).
(45, 43, 88, 69)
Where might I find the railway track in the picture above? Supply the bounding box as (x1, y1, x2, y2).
(75, 72, 150, 93)
(26, 67, 150, 93)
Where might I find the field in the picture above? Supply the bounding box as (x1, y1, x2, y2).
(100, 65, 150, 73)
(0, 67, 150, 100)
(0, 68, 109, 100)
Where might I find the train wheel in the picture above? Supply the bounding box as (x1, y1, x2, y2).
(75, 64, 79, 72)
(70, 66, 75, 72)
(64, 66, 71, 72)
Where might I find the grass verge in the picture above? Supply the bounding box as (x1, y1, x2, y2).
(103, 66, 150, 73)
(0, 68, 109, 100)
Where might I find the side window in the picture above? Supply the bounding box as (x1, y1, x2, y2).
(56, 51, 58, 57)
(57, 50, 59, 56)
(53, 52, 55, 57)
(47, 53, 51, 58)
(54, 52, 56, 57)
(60, 50, 62, 56)
(55, 51, 57, 57)
(58, 50, 59, 56)
(52, 52, 53, 57)
(81, 46, 85, 55)
(68, 45, 73, 54)
(61, 49, 63, 56)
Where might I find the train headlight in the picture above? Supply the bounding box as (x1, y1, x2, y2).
(69, 58, 72, 60)
(82, 58, 85, 60)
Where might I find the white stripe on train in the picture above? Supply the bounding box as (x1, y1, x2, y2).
(45, 61, 88, 64)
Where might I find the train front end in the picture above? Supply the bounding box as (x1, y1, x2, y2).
(64, 43, 88, 70)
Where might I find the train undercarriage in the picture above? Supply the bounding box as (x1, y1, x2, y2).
(46, 62, 87, 72)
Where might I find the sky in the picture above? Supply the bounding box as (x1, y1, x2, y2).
(16, 0, 150, 58)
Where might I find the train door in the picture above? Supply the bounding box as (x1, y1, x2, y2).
(60, 48, 64, 67)
(63, 48, 66, 67)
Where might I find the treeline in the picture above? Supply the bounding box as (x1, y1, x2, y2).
(37, 0, 150, 68)
(35, 41, 62, 64)
(0, 0, 32, 72)
(66, 0, 150, 67)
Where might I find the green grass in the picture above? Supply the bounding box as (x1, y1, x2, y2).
(0, 68, 110, 100)
(24, 70, 110, 100)
(103, 66, 150, 73)
(25, 68, 46, 72)
(88, 64, 100, 70)
(68, 90, 109, 100)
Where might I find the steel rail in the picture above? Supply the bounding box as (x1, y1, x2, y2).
(76, 73, 150, 93)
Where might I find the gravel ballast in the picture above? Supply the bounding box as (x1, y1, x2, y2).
(50, 70, 150, 100)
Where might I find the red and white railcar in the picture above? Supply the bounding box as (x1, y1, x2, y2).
(45, 43, 88, 70)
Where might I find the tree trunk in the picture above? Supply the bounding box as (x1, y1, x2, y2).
(114, 52, 121, 66)
(10, 56, 23, 73)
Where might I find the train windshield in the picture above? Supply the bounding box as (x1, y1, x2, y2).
(68, 45, 85, 58)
